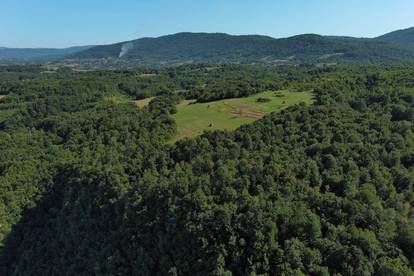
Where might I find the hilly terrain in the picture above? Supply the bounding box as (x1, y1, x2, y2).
(375, 27, 414, 47)
(0, 28, 414, 68)
(66, 30, 414, 67)
(3, 1, 414, 274)
(2, 28, 414, 67)
(1, 63, 414, 275)
(0, 46, 92, 63)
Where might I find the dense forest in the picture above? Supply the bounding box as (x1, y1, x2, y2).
(4, 28, 414, 67)
(69, 32, 414, 67)
(376, 27, 414, 47)
(0, 63, 414, 275)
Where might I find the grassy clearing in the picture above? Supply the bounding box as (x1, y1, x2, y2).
(105, 94, 153, 108)
(139, 73, 157, 78)
(171, 90, 313, 141)
(107, 95, 130, 104)
(0, 95, 6, 100)
(135, 97, 155, 108)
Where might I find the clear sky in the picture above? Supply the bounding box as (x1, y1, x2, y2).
(1, 0, 414, 48)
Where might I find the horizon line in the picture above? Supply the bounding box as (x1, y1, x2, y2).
(1, 26, 413, 49)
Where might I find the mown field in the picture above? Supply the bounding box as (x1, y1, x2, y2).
(171, 90, 313, 140)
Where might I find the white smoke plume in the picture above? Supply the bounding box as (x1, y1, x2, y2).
(119, 42, 134, 58)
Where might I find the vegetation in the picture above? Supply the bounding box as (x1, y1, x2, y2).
(376, 27, 414, 47)
(257, 97, 271, 103)
(172, 90, 313, 140)
(0, 46, 92, 63)
(135, 96, 155, 108)
(0, 63, 414, 275)
(69, 32, 414, 68)
(3, 27, 414, 67)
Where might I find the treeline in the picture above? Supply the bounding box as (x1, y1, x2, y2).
(0, 64, 414, 275)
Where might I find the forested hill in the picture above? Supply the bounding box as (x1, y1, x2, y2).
(68, 31, 414, 66)
(375, 27, 414, 47)
(1, 64, 414, 274)
(0, 46, 92, 62)
(2, 28, 414, 66)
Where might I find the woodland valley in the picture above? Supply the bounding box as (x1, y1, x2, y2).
(0, 26, 414, 276)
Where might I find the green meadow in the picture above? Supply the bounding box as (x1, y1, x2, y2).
(171, 90, 313, 141)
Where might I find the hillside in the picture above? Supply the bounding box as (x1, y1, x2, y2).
(376, 27, 414, 47)
(0, 46, 92, 63)
(2, 28, 414, 66)
(69, 32, 414, 67)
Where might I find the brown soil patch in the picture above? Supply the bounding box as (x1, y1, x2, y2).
(228, 108, 267, 119)
(222, 102, 267, 119)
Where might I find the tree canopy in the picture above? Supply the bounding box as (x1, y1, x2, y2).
(0, 64, 413, 275)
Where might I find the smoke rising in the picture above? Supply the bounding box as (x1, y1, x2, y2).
(119, 42, 134, 58)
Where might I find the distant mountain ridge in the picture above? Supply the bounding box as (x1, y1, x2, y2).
(375, 27, 414, 47)
(2, 27, 414, 66)
(0, 46, 93, 62)
(68, 28, 414, 66)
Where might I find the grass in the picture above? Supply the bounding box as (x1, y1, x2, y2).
(104, 95, 155, 108)
(135, 97, 155, 108)
(171, 90, 313, 141)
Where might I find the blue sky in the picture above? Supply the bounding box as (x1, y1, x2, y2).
(1, 0, 414, 48)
